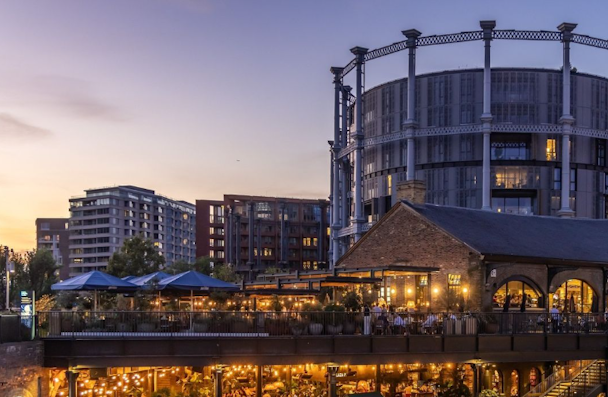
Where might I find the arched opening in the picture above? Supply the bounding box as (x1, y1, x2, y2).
(491, 369, 503, 393)
(493, 279, 543, 310)
(529, 368, 540, 391)
(510, 369, 520, 397)
(550, 279, 597, 313)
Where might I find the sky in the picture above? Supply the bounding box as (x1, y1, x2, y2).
(3, 0, 608, 251)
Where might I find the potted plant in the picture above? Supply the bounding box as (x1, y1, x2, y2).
(302, 301, 324, 335)
(342, 291, 362, 334)
(324, 302, 346, 335)
(481, 313, 499, 334)
(289, 317, 305, 336)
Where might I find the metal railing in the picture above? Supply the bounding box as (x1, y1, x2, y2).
(524, 361, 592, 397)
(555, 361, 606, 397)
(36, 311, 608, 338)
(0, 314, 36, 343)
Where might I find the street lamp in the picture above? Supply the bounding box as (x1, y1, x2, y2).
(327, 362, 340, 397)
(4, 246, 14, 311)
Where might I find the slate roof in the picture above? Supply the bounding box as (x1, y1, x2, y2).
(405, 201, 608, 264)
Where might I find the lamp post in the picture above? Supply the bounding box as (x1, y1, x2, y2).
(327, 362, 340, 397)
(4, 246, 14, 311)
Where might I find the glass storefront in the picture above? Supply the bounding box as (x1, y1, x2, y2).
(549, 279, 596, 313)
(493, 281, 542, 310)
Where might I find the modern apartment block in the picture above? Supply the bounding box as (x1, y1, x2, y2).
(196, 195, 330, 274)
(35, 218, 70, 280)
(68, 186, 196, 275)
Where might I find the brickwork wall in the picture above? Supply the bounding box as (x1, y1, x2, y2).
(339, 204, 484, 310)
(0, 341, 48, 397)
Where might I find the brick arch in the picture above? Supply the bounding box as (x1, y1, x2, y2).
(491, 275, 546, 310)
(549, 268, 603, 299)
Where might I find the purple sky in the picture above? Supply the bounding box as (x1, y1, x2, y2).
(3, 0, 608, 250)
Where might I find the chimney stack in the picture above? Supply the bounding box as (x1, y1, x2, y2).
(396, 180, 426, 204)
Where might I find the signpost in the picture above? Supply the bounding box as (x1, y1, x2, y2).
(20, 290, 35, 340)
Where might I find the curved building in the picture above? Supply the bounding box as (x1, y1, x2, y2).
(328, 21, 608, 267)
(360, 67, 608, 221)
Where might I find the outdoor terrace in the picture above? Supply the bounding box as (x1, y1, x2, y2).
(38, 311, 608, 368)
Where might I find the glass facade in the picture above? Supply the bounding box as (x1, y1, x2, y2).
(356, 68, 608, 220)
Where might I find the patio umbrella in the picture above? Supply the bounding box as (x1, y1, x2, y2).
(157, 271, 240, 328)
(122, 276, 137, 282)
(51, 271, 138, 311)
(157, 270, 240, 292)
(129, 271, 171, 288)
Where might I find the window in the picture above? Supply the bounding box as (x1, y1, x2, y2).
(447, 274, 462, 309)
(302, 237, 317, 247)
(209, 238, 214, 247)
(491, 134, 530, 160)
(493, 280, 541, 309)
(459, 135, 474, 161)
(553, 168, 576, 191)
(493, 166, 539, 189)
(492, 197, 534, 215)
(546, 139, 557, 161)
(597, 139, 606, 167)
(41, 222, 50, 230)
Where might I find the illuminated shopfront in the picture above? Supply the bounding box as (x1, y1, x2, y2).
(549, 279, 596, 313)
(493, 280, 542, 310)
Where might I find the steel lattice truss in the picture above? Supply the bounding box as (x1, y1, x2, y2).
(339, 28, 608, 79)
(493, 30, 561, 41)
(335, 125, 608, 160)
(572, 34, 608, 50)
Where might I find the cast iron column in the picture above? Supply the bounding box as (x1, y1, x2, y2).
(350, 46, 368, 242)
(558, 22, 577, 217)
(480, 20, 496, 211)
(402, 29, 421, 182)
(330, 67, 343, 267)
(67, 370, 77, 397)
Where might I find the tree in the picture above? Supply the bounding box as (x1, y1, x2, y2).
(167, 256, 212, 275)
(212, 263, 241, 283)
(106, 236, 165, 278)
(6, 249, 58, 308)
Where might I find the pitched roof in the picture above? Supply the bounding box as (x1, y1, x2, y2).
(405, 202, 608, 264)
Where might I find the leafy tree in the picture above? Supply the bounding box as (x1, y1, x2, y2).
(212, 263, 241, 283)
(168, 257, 212, 275)
(106, 236, 165, 278)
(27, 250, 59, 296)
(264, 266, 282, 274)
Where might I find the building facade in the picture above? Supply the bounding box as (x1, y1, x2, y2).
(357, 67, 608, 222)
(35, 218, 70, 280)
(329, 21, 608, 267)
(196, 195, 330, 274)
(68, 186, 196, 275)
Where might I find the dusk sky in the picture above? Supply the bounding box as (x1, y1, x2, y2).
(3, 0, 608, 250)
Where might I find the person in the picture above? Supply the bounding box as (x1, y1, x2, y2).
(363, 305, 371, 335)
(378, 310, 389, 334)
(422, 313, 437, 334)
(520, 293, 528, 312)
(503, 294, 512, 312)
(393, 313, 406, 334)
(550, 305, 561, 333)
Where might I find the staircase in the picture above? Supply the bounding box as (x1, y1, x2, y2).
(557, 361, 606, 397)
(523, 361, 598, 397)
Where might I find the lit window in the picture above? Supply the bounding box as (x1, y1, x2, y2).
(546, 139, 557, 161)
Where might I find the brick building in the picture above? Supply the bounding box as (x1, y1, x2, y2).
(196, 195, 330, 275)
(337, 183, 608, 312)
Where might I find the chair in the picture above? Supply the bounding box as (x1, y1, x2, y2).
(374, 320, 385, 335)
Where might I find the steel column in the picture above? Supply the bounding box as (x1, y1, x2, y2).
(402, 29, 421, 181)
(340, 86, 351, 256)
(214, 367, 223, 397)
(350, 46, 368, 242)
(558, 22, 577, 217)
(480, 21, 496, 211)
(330, 67, 343, 267)
(67, 370, 77, 397)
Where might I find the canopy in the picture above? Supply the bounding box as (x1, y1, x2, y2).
(122, 276, 137, 281)
(51, 271, 138, 292)
(129, 271, 171, 287)
(157, 270, 240, 291)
